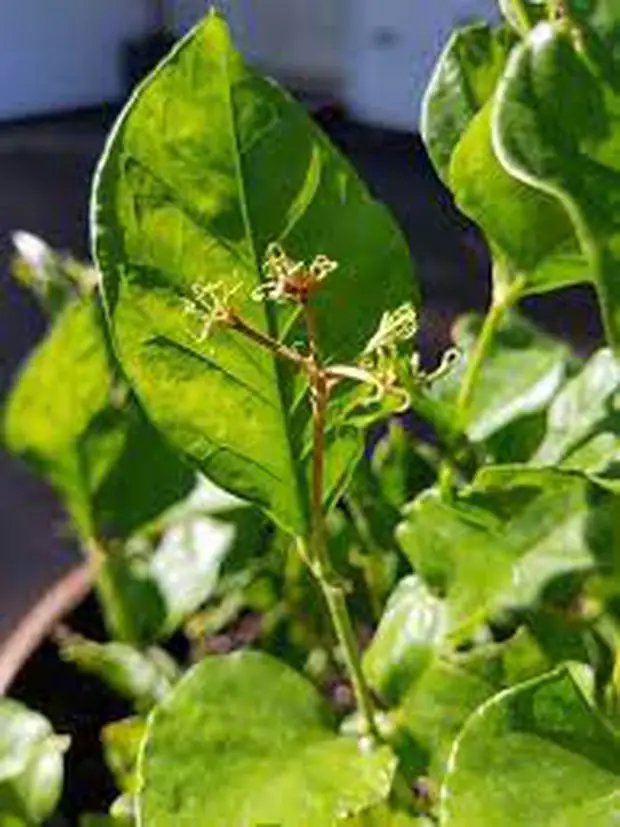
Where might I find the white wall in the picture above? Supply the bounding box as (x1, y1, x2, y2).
(344, 0, 500, 131)
(0, 1, 148, 120)
(176, 0, 344, 89)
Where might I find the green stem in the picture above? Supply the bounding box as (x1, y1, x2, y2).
(511, 0, 535, 32)
(456, 276, 525, 427)
(320, 578, 380, 738)
(440, 274, 524, 495)
(86, 538, 137, 644)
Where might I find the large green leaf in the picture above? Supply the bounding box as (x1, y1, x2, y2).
(440, 666, 620, 826)
(533, 348, 620, 472)
(3, 296, 193, 540)
(431, 312, 570, 442)
(421, 22, 515, 183)
(363, 576, 447, 706)
(137, 651, 396, 826)
(397, 466, 616, 638)
(494, 20, 620, 348)
(92, 12, 414, 536)
(0, 698, 68, 825)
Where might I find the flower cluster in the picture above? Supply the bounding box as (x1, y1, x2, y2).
(182, 281, 241, 341)
(252, 243, 337, 305)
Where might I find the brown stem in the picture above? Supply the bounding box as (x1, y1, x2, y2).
(229, 312, 308, 368)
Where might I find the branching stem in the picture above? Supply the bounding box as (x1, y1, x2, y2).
(224, 297, 380, 737)
(302, 302, 380, 740)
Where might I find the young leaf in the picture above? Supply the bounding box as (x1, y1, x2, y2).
(494, 21, 620, 348)
(3, 295, 194, 540)
(397, 467, 617, 638)
(363, 576, 447, 706)
(449, 101, 588, 296)
(58, 636, 179, 713)
(92, 12, 415, 536)
(421, 22, 515, 183)
(498, 0, 546, 35)
(0, 698, 68, 825)
(137, 651, 396, 826)
(431, 312, 571, 442)
(440, 666, 620, 826)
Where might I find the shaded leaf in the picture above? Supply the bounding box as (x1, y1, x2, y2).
(102, 718, 145, 794)
(363, 576, 447, 705)
(93, 12, 415, 536)
(0, 698, 68, 825)
(397, 466, 616, 638)
(96, 477, 267, 644)
(3, 296, 194, 540)
(391, 629, 548, 783)
(533, 348, 620, 472)
(59, 636, 179, 713)
(137, 651, 396, 826)
(440, 666, 620, 826)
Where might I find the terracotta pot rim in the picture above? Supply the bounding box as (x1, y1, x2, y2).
(0, 561, 94, 694)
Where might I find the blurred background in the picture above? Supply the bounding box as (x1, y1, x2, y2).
(0, 0, 600, 641)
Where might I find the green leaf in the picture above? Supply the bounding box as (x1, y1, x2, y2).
(533, 348, 620, 472)
(498, 0, 546, 35)
(102, 718, 145, 794)
(440, 666, 620, 826)
(11, 231, 97, 317)
(431, 312, 570, 442)
(494, 21, 620, 348)
(449, 101, 588, 296)
(92, 12, 414, 536)
(363, 576, 447, 706)
(137, 651, 396, 826)
(96, 477, 264, 644)
(0, 698, 68, 825)
(3, 295, 194, 540)
(58, 635, 179, 713)
(389, 629, 549, 783)
(345, 805, 428, 825)
(397, 467, 616, 638)
(421, 22, 515, 183)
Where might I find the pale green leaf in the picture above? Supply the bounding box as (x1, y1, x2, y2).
(137, 651, 396, 826)
(0, 698, 68, 825)
(363, 576, 447, 705)
(397, 467, 616, 638)
(421, 22, 515, 183)
(533, 348, 620, 472)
